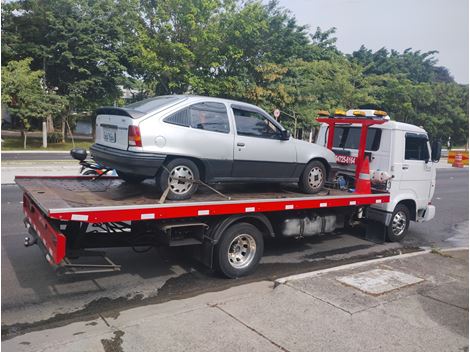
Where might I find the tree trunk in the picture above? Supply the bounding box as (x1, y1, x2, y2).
(61, 115, 66, 143)
(21, 130, 28, 149)
(46, 115, 54, 133)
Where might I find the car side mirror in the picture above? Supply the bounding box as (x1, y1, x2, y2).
(281, 130, 290, 140)
(70, 148, 88, 161)
(431, 141, 442, 162)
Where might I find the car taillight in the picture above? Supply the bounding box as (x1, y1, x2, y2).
(128, 126, 142, 147)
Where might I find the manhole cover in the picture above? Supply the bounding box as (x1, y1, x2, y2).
(336, 269, 424, 295)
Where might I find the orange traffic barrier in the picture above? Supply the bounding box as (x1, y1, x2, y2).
(448, 150, 469, 165)
(355, 158, 371, 194)
(452, 153, 464, 168)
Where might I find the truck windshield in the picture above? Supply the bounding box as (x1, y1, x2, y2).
(126, 96, 184, 113)
(332, 127, 381, 151)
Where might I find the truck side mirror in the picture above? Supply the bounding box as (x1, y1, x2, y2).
(431, 141, 442, 162)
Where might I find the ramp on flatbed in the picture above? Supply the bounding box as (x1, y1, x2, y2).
(16, 176, 389, 223)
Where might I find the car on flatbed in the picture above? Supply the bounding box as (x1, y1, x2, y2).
(90, 95, 338, 200)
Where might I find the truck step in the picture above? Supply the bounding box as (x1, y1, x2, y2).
(168, 237, 203, 247)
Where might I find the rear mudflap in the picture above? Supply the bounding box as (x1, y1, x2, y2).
(23, 194, 66, 266)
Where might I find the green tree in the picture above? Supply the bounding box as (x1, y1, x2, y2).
(1, 58, 67, 148)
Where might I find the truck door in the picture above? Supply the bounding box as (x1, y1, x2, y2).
(398, 133, 433, 210)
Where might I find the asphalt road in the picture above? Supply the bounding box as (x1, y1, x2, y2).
(2, 152, 73, 161)
(1, 168, 468, 339)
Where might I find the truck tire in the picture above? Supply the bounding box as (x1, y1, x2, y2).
(159, 158, 199, 200)
(117, 170, 146, 184)
(215, 222, 264, 278)
(299, 160, 326, 194)
(386, 204, 410, 242)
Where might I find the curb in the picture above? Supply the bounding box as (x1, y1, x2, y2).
(275, 247, 469, 284)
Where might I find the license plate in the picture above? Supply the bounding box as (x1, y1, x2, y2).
(335, 154, 357, 164)
(103, 128, 116, 143)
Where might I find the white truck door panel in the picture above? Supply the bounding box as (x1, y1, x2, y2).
(397, 132, 433, 210)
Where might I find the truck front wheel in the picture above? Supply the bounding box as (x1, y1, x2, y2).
(215, 223, 264, 278)
(386, 204, 410, 242)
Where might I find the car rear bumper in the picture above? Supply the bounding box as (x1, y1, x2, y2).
(90, 144, 166, 177)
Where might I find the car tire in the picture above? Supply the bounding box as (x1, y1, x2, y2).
(214, 223, 264, 278)
(299, 160, 326, 194)
(159, 158, 200, 200)
(386, 204, 410, 242)
(116, 170, 146, 184)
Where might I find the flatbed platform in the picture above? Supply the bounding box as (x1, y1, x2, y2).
(16, 176, 390, 223)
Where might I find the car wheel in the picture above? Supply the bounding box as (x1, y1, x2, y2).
(299, 160, 326, 194)
(159, 158, 199, 200)
(116, 170, 146, 184)
(386, 204, 410, 242)
(215, 223, 264, 278)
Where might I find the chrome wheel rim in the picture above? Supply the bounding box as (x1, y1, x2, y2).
(227, 234, 256, 269)
(308, 167, 323, 189)
(392, 211, 407, 236)
(168, 165, 194, 194)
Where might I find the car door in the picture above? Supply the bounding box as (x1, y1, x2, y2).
(398, 132, 433, 210)
(231, 106, 296, 180)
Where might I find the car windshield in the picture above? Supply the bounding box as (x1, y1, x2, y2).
(125, 96, 184, 113)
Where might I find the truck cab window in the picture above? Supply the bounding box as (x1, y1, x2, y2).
(332, 127, 381, 151)
(405, 135, 430, 161)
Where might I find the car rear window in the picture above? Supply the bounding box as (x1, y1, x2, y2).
(125, 96, 183, 113)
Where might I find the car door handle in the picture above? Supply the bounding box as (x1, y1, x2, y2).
(237, 142, 245, 147)
(402, 164, 409, 170)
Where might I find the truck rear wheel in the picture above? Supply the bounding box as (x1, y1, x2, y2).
(386, 204, 410, 242)
(215, 223, 264, 278)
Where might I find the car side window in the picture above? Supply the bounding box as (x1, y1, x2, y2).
(233, 108, 280, 139)
(189, 102, 229, 133)
(164, 108, 190, 127)
(405, 135, 430, 161)
(164, 102, 230, 134)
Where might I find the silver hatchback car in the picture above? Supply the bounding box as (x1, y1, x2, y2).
(90, 95, 338, 200)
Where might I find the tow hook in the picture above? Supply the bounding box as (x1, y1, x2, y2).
(24, 236, 37, 247)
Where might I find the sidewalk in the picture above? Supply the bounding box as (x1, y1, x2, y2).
(3, 249, 468, 352)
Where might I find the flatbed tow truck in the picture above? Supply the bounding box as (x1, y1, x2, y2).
(16, 111, 439, 278)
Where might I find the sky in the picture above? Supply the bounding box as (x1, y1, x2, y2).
(278, 0, 469, 84)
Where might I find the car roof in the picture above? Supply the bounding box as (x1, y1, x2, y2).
(153, 94, 263, 111)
